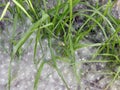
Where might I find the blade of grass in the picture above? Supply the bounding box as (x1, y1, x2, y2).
(52, 0, 61, 25)
(0, 2, 10, 21)
(12, 0, 33, 21)
(25, 0, 38, 19)
(34, 61, 45, 90)
(34, 29, 40, 65)
(43, 0, 47, 12)
(68, 0, 81, 86)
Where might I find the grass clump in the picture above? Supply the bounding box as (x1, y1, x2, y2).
(0, 0, 120, 90)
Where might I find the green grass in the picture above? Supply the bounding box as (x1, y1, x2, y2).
(0, 0, 120, 90)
